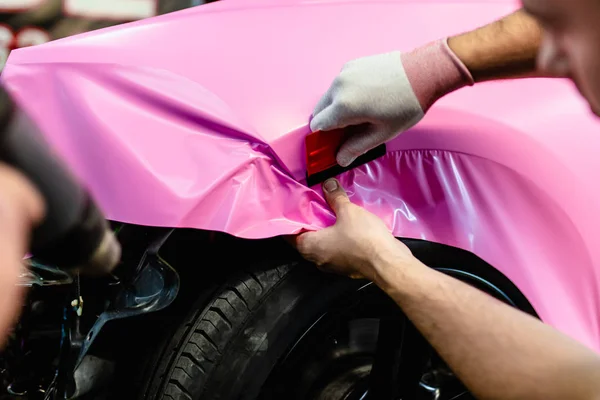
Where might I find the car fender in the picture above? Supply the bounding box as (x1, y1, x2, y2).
(2, 0, 600, 351)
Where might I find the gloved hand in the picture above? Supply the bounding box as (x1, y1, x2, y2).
(310, 39, 474, 167)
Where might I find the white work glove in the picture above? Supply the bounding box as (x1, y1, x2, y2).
(310, 39, 474, 167)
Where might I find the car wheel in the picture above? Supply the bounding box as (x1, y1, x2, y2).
(139, 240, 535, 400)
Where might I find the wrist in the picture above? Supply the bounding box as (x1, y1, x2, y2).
(370, 241, 425, 292)
(401, 38, 474, 111)
(445, 10, 543, 81)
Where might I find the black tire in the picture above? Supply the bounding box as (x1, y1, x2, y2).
(141, 257, 362, 400)
(139, 240, 536, 400)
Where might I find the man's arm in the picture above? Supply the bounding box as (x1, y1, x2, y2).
(310, 9, 548, 165)
(449, 9, 545, 81)
(295, 179, 600, 400)
(377, 251, 600, 400)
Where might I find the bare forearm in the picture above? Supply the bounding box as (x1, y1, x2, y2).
(448, 9, 545, 82)
(374, 248, 600, 400)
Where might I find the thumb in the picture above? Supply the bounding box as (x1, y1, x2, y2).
(337, 125, 391, 167)
(322, 179, 350, 215)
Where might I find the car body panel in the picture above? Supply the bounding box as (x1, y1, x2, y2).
(3, 0, 600, 351)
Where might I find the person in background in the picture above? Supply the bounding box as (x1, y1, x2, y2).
(294, 1, 600, 399)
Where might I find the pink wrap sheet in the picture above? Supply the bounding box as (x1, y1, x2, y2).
(3, 0, 600, 351)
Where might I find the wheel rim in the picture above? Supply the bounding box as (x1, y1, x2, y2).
(259, 269, 516, 400)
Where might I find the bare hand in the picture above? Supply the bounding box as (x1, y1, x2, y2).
(292, 179, 415, 282)
(0, 163, 44, 348)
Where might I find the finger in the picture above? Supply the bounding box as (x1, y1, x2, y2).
(281, 232, 310, 249)
(295, 229, 330, 265)
(337, 125, 390, 167)
(309, 86, 334, 132)
(322, 178, 350, 215)
(312, 87, 333, 117)
(309, 103, 341, 132)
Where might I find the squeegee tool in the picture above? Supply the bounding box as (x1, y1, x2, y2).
(305, 128, 386, 187)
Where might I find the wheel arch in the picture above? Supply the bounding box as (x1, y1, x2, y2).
(401, 238, 537, 317)
(378, 105, 600, 351)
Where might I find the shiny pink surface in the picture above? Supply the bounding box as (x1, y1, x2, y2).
(3, 0, 600, 351)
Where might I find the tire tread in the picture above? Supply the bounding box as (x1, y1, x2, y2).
(158, 263, 296, 400)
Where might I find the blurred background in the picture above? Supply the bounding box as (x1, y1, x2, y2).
(0, 0, 218, 70)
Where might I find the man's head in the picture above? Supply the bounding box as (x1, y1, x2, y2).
(522, 0, 600, 115)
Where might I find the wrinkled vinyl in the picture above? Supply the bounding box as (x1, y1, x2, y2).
(3, 0, 600, 353)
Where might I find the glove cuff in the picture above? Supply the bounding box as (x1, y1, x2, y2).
(401, 38, 474, 111)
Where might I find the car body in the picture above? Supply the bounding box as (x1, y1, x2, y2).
(0, 0, 209, 72)
(3, 0, 600, 359)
